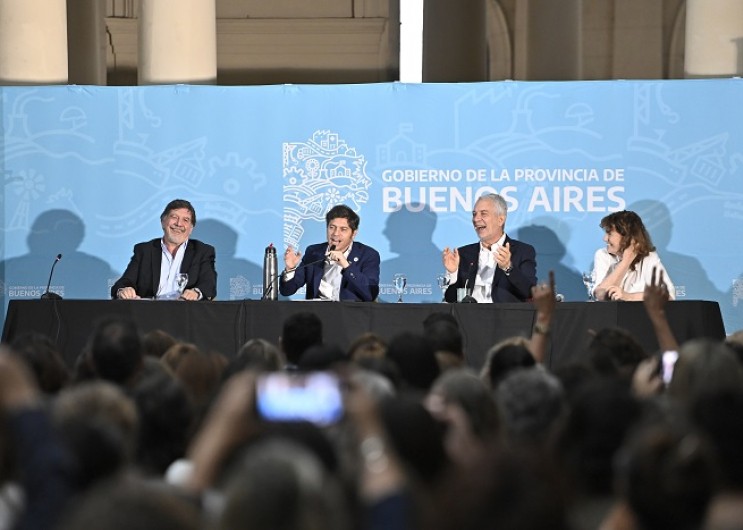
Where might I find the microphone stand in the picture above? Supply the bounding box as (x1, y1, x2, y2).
(459, 262, 478, 303)
(41, 254, 63, 300)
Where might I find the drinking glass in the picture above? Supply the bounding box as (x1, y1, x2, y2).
(581, 270, 595, 301)
(435, 274, 449, 302)
(393, 273, 407, 303)
(176, 273, 189, 295)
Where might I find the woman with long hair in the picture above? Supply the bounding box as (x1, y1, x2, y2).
(592, 210, 675, 301)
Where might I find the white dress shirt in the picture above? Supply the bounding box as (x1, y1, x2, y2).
(445, 234, 507, 303)
(318, 243, 353, 301)
(157, 239, 187, 298)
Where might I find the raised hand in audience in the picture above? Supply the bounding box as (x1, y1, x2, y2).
(344, 372, 406, 502)
(528, 270, 556, 364)
(643, 266, 679, 353)
(631, 355, 663, 398)
(185, 370, 260, 494)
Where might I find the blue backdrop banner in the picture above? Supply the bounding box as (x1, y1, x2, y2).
(1, 80, 742, 333)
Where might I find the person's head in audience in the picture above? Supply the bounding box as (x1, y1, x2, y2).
(347, 332, 387, 362)
(481, 337, 535, 389)
(557, 377, 641, 500)
(52, 381, 139, 490)
(434, 447, 570, 530)
(690, 388, 743, 492)
(9, 331, 69, 394)
(496, 368, 566, 447)
(385, 332, 440, 393)
(615, 420, 716, 530)
(355, 356, 403, 391)
(129, 368, 193, 476)
(586, 327, 647, 382)
(89, 317, 143, 386)
(380, 394, 451, 486)
(296, 343, 347, 372)
(141, 329, 177, 358)
(350, 368, 396, 401)
(59, 475, 201, 530)
(425, 320, 465, 372)
(280, 312, 323, 367)
(668, 338, 743, 405)
(216, 438, 348, 530)
(224, 338, 283, 377)
(422, 311, 459, 330)
(551, 361, 597, 402)
(426, 369, 500, 465)
(71, 344, 97, 384)
(725, 329, 743, 366)
(160, 343, 227, 418)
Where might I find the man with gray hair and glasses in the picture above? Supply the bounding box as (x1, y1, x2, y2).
(442, 193, 536, 303)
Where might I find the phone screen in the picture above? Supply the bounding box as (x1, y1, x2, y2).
(660, 350, 678, 386)
(255, 372, 343, 426)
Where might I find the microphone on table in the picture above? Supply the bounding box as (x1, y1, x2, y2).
(460, 261, 478, 303)
(41, 254, 63, 300)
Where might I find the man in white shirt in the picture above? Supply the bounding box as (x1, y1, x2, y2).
(441, 193, 536, 303)
(111, 199, 216, 301)
(280, 205, 380, 302)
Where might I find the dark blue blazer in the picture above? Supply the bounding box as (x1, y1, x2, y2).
(110, 238, 217, 300)
(279, 241, 380, 302)
(444, 236, 537, 303)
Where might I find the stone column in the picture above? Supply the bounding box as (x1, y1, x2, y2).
(138, 0, 217, 85)
(423, 0, 487, 82)
(67, 0, 107, 85)
(0, 0, 68, 84)
(685, 0, 743, 77)
(516, 0, 581, 80)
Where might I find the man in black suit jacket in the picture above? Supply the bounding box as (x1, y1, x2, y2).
(111, 199, 217, 300)
(442, 193, 536, 303)
(280, 204, 380, 301)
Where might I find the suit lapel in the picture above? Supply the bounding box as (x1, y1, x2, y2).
(489, 236, 512, 301)
(150, 239, 163, 295)
(181, 240, 194, 273)
(347, 244, 361, 268)
(311, 246, 326, 297)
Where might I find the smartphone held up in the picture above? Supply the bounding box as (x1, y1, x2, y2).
(255, 372, 344, 426)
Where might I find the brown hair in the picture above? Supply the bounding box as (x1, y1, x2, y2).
(600, 210, 655, 270)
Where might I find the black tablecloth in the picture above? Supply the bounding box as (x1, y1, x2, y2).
(2, 299, 726, 370)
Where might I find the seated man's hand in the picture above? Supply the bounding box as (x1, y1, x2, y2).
(284, 246, 301, 271)
(180, 288, 201, 301)
(495, 242, 512, 271)
(117, 287, 140, 300)
(442, 247, 459, 273)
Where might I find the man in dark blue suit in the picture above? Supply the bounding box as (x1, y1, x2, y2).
(111, 199, 217, 301)
(442, 193, 536, 303)
(280, 205, 380, 302)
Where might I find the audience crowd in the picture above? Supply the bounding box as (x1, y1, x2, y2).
(1, 269, 742, 530)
